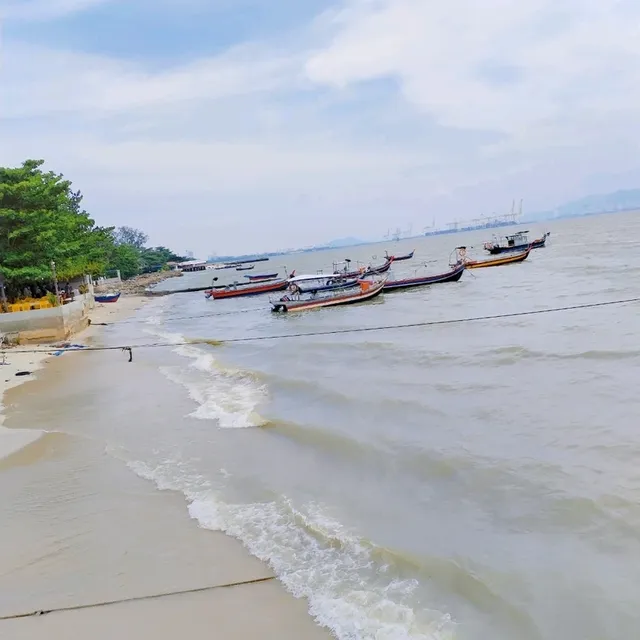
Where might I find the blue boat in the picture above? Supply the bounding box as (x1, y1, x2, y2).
(95, 292, 121, 303)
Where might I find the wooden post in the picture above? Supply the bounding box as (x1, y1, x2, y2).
(50, 261, 59, 297)
(0, 274, 8, 313)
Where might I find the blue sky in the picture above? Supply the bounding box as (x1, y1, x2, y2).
(2, 0, 640, 256)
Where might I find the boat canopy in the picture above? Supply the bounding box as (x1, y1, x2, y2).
(288, 273, 346, 283)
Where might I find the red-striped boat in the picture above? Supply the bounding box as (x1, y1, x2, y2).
(205, 279, 288, 299)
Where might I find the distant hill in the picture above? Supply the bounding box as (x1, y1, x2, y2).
(527, 189, 640, 221)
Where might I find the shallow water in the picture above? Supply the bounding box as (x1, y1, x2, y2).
(4, 211, 640, 639)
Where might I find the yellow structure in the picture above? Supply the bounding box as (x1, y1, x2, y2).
(5, 297, 56, 313)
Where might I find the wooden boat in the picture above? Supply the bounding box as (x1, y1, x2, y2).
(332, 257, 394, 278)
(245, 272, 278, 281)
(368, 257, 394, 274)
(383, 261, 465, 291)
(271, 278, 386, 313)
(94, 292, 121, 303)
(484, 231, 549, 254)
(236, 265, 255, 271)
(385, 249, 414, 261)
(288, 274, 359, 294)
(205, 279, 288, 299)
(454, 246, 530, 269)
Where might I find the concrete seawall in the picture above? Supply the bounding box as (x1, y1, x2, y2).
(0, 294, 95, 343)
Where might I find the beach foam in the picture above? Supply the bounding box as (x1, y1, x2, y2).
(126, 457, 456, 640)
(143, 323, 267, 428)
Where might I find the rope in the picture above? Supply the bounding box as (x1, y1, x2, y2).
(2, 297, 638, 356)
(0, 576, 275, 621)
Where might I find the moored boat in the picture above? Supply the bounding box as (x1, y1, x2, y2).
(245, 272, 279, 281)
(385, 249, 414, 261)
(205, 279, 288, 299)
(236, 265, 255, 271)
(271, 278, 386, 313)
(332, 256, 394, 278)
(383, 261, 465, 291)
(288, 274, 359, 294)
(484, 230, 549, 254)
(454, 246, 530, 269)
(95, 292, 121, 303)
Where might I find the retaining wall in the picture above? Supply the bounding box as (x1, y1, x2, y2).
(0, 294, 95, 344)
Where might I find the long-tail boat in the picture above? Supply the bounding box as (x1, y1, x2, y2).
(483, 230, 549, 254)
(385, 249, 414, 261)
(332, 256, 394, 278)
(236, 265, 255, 271)
(454, 246, 530, 269)
(288, 274, 359, 294)
(245, 272, 279, 281)
(205, 279, 288, 299)
(383, 261, 464, 291)
(271, 278, 386, 313)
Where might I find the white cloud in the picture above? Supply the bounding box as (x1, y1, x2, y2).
(1, 42, 301, 118)
(0, 0, 109, 21)
(306, 0, 640, 135)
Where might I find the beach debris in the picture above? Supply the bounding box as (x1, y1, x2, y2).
(52, 343, 87, 357)
(15, 371, 31, 376)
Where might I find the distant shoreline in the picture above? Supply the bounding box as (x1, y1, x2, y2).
(208, 207, 636, 262)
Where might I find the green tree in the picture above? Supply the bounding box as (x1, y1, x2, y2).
(139, 246, 186, 272)
(0, 160, 185, 291)
(110, 243, 142, 279)
(114, 226, 148, 249)
(0, 160, 114, 295)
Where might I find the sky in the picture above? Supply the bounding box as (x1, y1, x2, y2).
(2, 0, 640, 256)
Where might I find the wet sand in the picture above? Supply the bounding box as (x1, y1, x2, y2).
(0, 296, 332, 639)
(0, 296, 148, 461)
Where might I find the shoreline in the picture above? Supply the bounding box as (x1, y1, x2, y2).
(0, 295, 149, 461)
(0, 294, 334, 640)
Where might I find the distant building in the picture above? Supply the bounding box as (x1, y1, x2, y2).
(177, 260, 206, 272)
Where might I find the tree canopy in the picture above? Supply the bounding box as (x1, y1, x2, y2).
(114, 225, 148, 249)
(0, 160, 113, 288)
(0, 159, 186, 297)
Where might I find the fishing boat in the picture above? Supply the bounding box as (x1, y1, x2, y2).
(333, 257, 394, 278)
(453, 246, 530, 269)
(245, 272, 279, 281)
(94, 292, 121, 303)
(236, 265, 255, 271)
(383, 261, 465, 291)
(483, 230, 549, 254)
(271, 277, 386, 313)
(205, 279, 288, 299)
(288, 274, 359, 294)
(385, 249, 415, 261)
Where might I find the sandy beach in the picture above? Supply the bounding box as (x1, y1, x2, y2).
(0, 296, 149, 462)
(0, 295, 331, 640)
